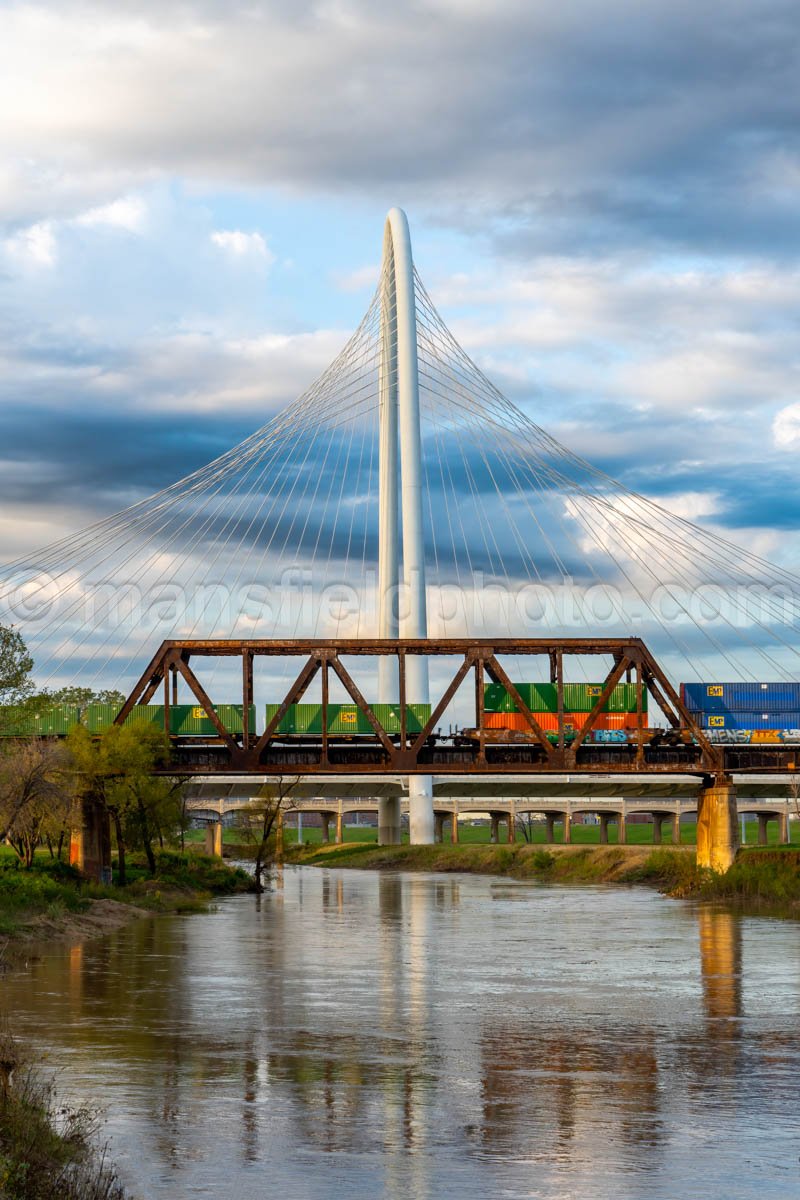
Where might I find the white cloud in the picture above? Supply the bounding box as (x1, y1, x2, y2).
(4, 220, 57, 267)
(75, 195, 147, 232)
(210, 229, 272, 261)
(772, 402, 800, 450)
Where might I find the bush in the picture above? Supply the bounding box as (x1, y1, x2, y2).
(0, 1033, 128, 1199)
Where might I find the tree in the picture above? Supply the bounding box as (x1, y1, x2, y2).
(234, 776, 299, 893)
(0, 624, 34, 705)
(47, 687, 127, 718)
(0, 739, 70, 867)
(66, 723, 173, 884)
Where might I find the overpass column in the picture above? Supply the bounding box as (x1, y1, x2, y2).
(507, 800, 517, 844)
(652, 814, 663, 846)
(205, 820, 223, 858)
(335, 806, 344, 845)
(757, 813, 769, 846)
(69, 795, 112, 884)
(490, 814, 500, 844)
(434, 813, 445, 843)
(545, 813, 556, 844)
(617, 808, 627, 845)
(451, 805, 459, 844)
(778, 809, 790, 845)
(671, 812, 681, 845)
(562, 811, 572, 844)
(599, 813, 610, 845)
(697, 781, 739, 872)
(321, 814, 331, 844)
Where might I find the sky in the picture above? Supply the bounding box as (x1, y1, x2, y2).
(1, 0, 800, 689)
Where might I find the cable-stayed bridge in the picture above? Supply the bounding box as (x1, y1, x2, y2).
(3, 208, 800, 874)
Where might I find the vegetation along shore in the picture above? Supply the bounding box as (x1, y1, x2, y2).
(289, 841, 800, 915)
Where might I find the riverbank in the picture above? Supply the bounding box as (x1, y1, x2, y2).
(288, 841, 800, 913)
(0, 850, 254, 948)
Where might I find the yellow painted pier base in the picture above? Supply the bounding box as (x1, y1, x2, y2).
(697, 784, 739, 873)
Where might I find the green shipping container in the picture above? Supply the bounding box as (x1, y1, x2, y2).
(484, 682, 647, 715)
(169, 704, 254, 736)
(264, 702, 432, 735)
(0, 704, 81, 736)
(87, 703, 256, 736)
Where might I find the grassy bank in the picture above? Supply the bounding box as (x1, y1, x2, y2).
(0, 848, 253, 943)
(0, 1031, 128, 1200)
(288, 841, 800, 914)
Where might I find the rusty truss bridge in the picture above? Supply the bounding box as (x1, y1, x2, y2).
(117, 636, 798, 779)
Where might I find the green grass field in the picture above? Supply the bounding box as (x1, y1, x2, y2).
(186, 815, 800, 848)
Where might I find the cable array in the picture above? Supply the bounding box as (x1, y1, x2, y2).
(1, 255, 799, 698)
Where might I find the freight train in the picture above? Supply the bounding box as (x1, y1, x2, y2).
(1, 680, 800, 746)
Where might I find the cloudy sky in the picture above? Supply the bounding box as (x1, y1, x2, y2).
(1, 0, 799, 664)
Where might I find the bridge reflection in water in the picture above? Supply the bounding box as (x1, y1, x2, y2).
(3, 870, 799, 1198)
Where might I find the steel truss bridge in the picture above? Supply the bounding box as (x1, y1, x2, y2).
(117, 636, 800, 780)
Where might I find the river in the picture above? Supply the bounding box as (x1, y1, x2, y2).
(3, 866, 799, 1198)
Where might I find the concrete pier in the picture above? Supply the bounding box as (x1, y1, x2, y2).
(599, 813, 611, 844)
(652, 813, 667, 845)
(451, 810, 459, 843)
(205, 820, 223, 857)
(434, 813, 445, 843)
(69, 796, 112, 883)
(378, 798, 402, 845)
(507, 800, 516, 844)
(778, 810, 790, 844)
(490, 813, 500, 844)
(545, 813, 556, 844)
(697, 782, 739, 872)
(335, 809, 344, 844)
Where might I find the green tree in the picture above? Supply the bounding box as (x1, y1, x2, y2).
(47, 686, 127, 718)
(0, 739, 70, 867)
(0, 624, 34, 705)
(67, 723, 175, 883)
(234, 776, 299, 892)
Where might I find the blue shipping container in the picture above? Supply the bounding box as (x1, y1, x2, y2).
(681, 681, 800, 713)
(695, 710, 800, 731)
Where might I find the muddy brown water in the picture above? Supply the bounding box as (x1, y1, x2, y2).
(3, 866, 800, 1199)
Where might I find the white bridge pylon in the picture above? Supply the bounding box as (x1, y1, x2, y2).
(378, 208, 434, 845)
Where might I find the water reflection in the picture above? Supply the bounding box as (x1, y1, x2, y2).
(2, 871, 799, 1199)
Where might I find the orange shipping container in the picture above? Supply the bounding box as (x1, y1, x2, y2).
(484, 712, 640, 732)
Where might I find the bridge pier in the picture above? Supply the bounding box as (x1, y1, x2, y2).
(451, 809, 459, 844)
(757, 812, 769, 846)
(779, 810, 790, 844)
(562, 811, 572, 844)
(336, 809, 343, 845)
(490, 814, 500, 844)
(599, 813, 611, 844)
(652, 814, 665, 846)
(618, 810, 627, 844)
(545, 813, 556, 844)
(321, 814, 331, 844)
(378, 797, 402, 846)
(507, 800, 516, 844)
(69, 796, 112, 884)
(671, 812, 681, 845)
(434, 813, 445, 843)
(697, 782, 739, 873)
(205, 820, 223, 857)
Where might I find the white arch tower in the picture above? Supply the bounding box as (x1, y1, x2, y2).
(377, 208, 434, 845)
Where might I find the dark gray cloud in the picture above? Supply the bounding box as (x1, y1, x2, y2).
(2, 1, 799, 258)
